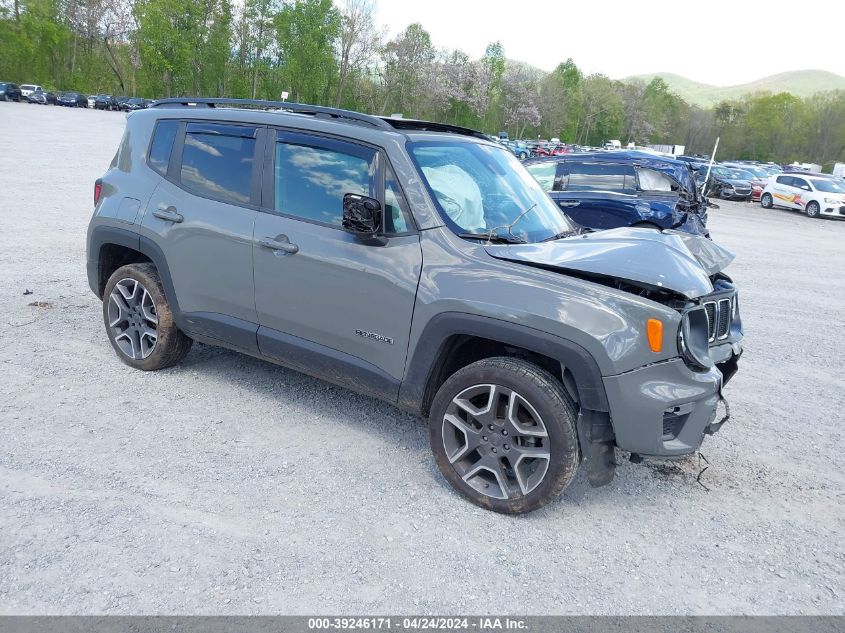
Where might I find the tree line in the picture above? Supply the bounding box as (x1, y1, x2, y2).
(2, 0, 844, 167)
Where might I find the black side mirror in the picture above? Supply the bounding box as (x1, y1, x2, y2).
(342, 194, 385, 244)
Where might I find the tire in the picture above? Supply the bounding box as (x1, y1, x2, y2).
(429, 357, 580, 514)
(102, 263, 192, 371)
(761, 193, 773, 209)
(805, 201, 821, 218)
(518, 151, 528, 160)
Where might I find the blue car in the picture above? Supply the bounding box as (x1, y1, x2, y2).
(500, 139, 531, 161)
(524, 151, 710, 236)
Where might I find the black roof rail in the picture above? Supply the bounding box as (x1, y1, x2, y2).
(150, 97, 392, 130)
(380, 117, 489, 140)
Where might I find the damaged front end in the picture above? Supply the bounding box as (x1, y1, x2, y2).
(486, 227, 744, 474)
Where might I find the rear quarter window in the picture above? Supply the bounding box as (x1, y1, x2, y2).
(148, 120, 179, 176)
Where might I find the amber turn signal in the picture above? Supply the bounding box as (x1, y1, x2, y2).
(647, 319, 663, 353)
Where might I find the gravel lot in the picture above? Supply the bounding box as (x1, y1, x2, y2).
(1, 101, 843, 616)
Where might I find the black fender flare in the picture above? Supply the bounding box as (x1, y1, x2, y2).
(88, 225, 184, 327)
(398, 312, 609, 415)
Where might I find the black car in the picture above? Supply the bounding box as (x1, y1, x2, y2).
(94, 94, 117, 110)
(0, 82, 22, 101)
(26, 89, 57, 105)
(694, 165, 753, 201)
(123, 97, 149, 111)
(524, 151, 710, 235)
(57, 92, 88, 107)
(114, 96, 130, 110)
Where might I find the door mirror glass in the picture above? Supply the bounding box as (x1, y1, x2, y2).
(342, 194, 383, 237)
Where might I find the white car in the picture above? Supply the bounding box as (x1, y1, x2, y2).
(20, 84, 42, 97)
(87, 95, 96, 108)
(760, 173, 845, 219)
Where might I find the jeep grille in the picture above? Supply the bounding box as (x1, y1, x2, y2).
(703, 297, 733, 343)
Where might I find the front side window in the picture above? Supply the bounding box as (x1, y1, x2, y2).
(275, 140, 373, 226)
(638, 168, 676, 192)
(525, 162, 558, 192)
(384, 166, 413, 233)
(179, 122, 257, 205)
(810, 178, 845, 194)
(563, 162, 636, 193)
(409, 141, 573, 242)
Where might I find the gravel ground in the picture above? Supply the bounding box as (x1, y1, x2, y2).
(0, 101, 843, 615)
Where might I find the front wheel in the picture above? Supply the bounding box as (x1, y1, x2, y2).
(805, 201, 821, 218)
(102, 263, 192, 370)
(429, 357, 580, 514)
(761, 192, 773, 209)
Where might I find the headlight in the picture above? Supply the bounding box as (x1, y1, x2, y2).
(824, 198, 840, 204)
(678, 308, 713, 371)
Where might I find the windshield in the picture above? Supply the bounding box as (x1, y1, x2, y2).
(409, 141, 573, 243)
(810, 178, 845, 193)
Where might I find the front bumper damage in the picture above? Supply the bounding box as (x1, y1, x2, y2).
(602, 342, 742, 457)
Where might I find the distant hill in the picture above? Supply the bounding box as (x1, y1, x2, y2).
(623, 70, 845, 106)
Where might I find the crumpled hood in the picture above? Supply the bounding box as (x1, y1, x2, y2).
(485, 227, 735, 299)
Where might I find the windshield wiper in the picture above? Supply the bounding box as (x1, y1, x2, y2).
(540, 226, 590, 242)
(458, 232, 527, 244)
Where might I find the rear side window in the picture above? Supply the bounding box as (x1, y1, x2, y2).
(180, 122, 257, 205)
(274, 139, 374, 226)
(776, 175, 793, 186)
(148, 120, 178, 176)
(563, 162, 636, 193)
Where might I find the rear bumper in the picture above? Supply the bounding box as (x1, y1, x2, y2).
(603, 344, 742, 457)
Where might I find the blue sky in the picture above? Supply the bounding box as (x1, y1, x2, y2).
(368, 0, 845, 85)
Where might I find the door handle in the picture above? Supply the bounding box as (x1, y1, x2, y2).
(258, 235, 299, 254)
(152, 205, 184, 223)
(558, 200, 580, 208)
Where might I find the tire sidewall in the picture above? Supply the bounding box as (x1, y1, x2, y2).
(761, 193, 773, 208)
(429, 359, 580, 514)
(806, 201, 820, 218)
(102, 263, 182, 371)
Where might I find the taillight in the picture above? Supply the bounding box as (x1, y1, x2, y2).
(94, 180, 103, 206)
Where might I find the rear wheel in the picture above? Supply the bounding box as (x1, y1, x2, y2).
(805, 201, 821, 218)
(761, 192, 773, 209)
(102, 263, 192, 371)
(429, 357, 580, 514)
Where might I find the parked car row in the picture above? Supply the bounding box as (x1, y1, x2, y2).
(495, 136, 588, 161)
(1, 82, 155, 111)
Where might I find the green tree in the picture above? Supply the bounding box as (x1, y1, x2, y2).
(275, 0, 340, 104)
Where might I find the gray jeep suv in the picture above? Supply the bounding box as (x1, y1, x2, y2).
(87, 98, 743, 513)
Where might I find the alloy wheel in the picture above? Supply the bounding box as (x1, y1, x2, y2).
(442, 384, 550, 500)
(107, 278, 158, 360)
